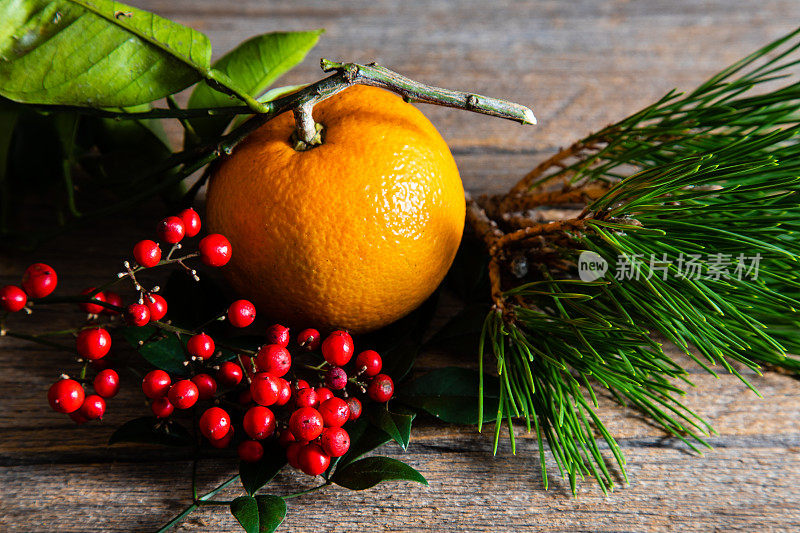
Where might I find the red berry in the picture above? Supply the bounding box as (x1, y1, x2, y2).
(289, 407, 324, 441)
(318, 398, 350, 428)
(125, 303, 150, 327)
(295, 379, 310, 390)
(93, 369, 120, 398)
(275, 378, 292, 406)
(321, 330, 354, 366)
(178, 208, 201, 238)
(346, 397, 362, 421)
(266, 324, 290, 347)
(199, 407, 231, 441)
(0, 285, 27, 312)
(145, 294, 168, 321)
(297, 443, 330, 476)
(325, 367, 348, 390)
(76, 327, 112, 360)
(48, 378, 84, 413)
(315, 387, 334, 404)
(22, 263, 57, 298)
(168, 380, 199, 409)
(250, 372, 281, 406)
(278, 429, 296, 448)
(367, 374, 394, 403)
(297, 328, 321, 350)
(319, 427, 351, 457)
(199, 234, 232, 267)
(294, 387, 318, 408)
(80, 394, 106, 420)
(133, 240, 161, 268)
(238, 440, 264, 463)
(103, 291, 123, 314)
(243, 406, 276, 440)
(208, 426, 234, 448)
(216, 361, 243, 387)
(286, 441, 305, 469)
(79, 288, 106, 314)
(151, 397, 174, 418)
(192, 374, 217, 400)
(355, 350, 383, 377)
(255, 344, 291, 377)
(228, 299, 256, 328)
(157, 216, 185, 244)
(142, 369, 171, 399)
(187, 333, 215, 360)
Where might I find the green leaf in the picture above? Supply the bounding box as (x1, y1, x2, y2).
(120, 326, 188, 375)
(108, 417, 192, 447)
(187, 30, 323, 141)
(230, 496, 259, 533)
(334, 418, 392, 471)
(332, 456, 428, 491)
(367, 405, 414, 450)
(399, 367, 499, 425)
(425, 303, 489, 355)
(255, 495, 287, 533)
(359, 292, 439, 382)
(0, 0, 211, 107)
(240, 441, 287, 496)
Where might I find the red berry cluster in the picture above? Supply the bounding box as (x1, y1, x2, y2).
(36, 209, 236, 424)
(140, 320, 393, 476)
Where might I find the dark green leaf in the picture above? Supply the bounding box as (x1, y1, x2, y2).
(121, 326, 188, 375)
(360, 292, 439, 382)
(230, 496, 259, 533)
(332, 456, 427, 491)
(0, 0, 211, 107)
(425, 303, 489, 355)
(399, 367, 499, 425)
(334, 418, 392, 471)
(255, 495, 287, 533)
(187, 30, 323, 141)
(108, 417, 192, 447)
(367, 405, 414, 450)
(240, 441, 287, 496)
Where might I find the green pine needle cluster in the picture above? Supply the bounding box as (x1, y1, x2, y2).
(481, 27, 800, 493)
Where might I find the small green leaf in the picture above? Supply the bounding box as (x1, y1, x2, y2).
(0, 0, 212, 107)
(187, 30, 323, 141)
(255, 495, 287, 533)
(108, 417, 192, 447)
(368, 405, 414, 450)
(230, 496, 259, 533)
(398, 367, 499, 425)
(332, 456, 428, 491)
(121, 326, 188, 375)
(240, 441, 287, 496)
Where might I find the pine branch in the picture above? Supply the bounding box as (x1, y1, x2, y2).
(477, 26, 800, 493)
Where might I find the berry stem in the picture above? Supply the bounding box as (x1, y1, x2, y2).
(282, 481, 331, 499)
(1, 330, 75, 352)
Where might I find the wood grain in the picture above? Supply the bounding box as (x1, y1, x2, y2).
(2, 0, 800, 531)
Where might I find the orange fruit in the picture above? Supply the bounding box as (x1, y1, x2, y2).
(206, 85, 464, 333)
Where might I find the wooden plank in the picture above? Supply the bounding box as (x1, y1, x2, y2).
(2, 0, 800, 531)
(2, 437, 799, 532)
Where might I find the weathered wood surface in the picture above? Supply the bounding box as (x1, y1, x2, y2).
(3, 0, 800, 531)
